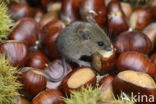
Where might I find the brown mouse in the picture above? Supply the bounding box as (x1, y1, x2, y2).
(22, 18, 113, 82)
(56, 18, 112, 66)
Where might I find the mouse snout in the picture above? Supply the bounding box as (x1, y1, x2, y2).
(105, 46, 112, 51)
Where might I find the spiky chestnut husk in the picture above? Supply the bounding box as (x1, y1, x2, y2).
(64, 86, 135, 104)
(0, 54, 22, 104)
(110, 92, 135, 104)
(64, 86, 103, 104)
(0, 2, 12, 42)
(2, 0, 17, 4)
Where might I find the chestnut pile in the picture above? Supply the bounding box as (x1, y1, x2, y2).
(1, 0, 156, 104)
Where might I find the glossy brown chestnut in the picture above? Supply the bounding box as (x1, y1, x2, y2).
(104, 0, 114, 6)
(33, 7, 45, 23)
(8, 2, 32, 21)
(27, 50, 48, 69)
(80, 0, 107, 28)
(61, 0, 80, 24)
(10, 18, 40, 48)
(45, 59, 73, 89)
(152, 0, 156, 6)
(40, 19, 64, 58)
(107, 0, 129, 37)
(151, 54, 156, 69)
(112, 70, 156, 104)
(41, 0, 51, 8)
(92, 48, 116, 74)
(121, 2, 133, 18)
(27, 0, 41, 6)
(113, 31, 152, 54)
(62, 67, 96, 95)
(17, 96, 31, 104)
(143, 23, 156, 49)
(152, 0, 156, 19)
(117, 51, 155, 77)
(129, 8, 152, 31)
(32, 89, 64, 104)
(99, 75, 114, 88)
(19, 0, 28, 4)
(39, 12, 59, 28)
(46, 1, 62, 13)
(19, 67, 47, 97)
(99, 75, 114, 102)
(152, 6, 156, 19)
(0, 40, 28, 67)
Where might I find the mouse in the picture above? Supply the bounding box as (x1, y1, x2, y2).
(56, 17, 113, 67)
(22, 17, 113, 82)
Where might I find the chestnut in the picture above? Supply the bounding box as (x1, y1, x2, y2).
(80, 0, 107, 28)
(152, 0, 156, 19)
(112, 70, 156, 104)
(40, 19, 64, 58)
(62, 67, 96, 95)
(152, 0, 156, 6)
(121, 2, 133, 18)
(39, 12, 59, 28)
(113, 31, 152, 54)
(143, 23, 156, 49)
(0, 40, 28, 67)
(152, 6, 156, 19)
(10, 18, 40, 48)
(17, 96, 31, 104)
(99, 75, 113, 88)
(27, 0, 41, 6)
(27, 50, 48, 69)
(19, 67, 47, 97)
(32, 89, 64, 104)
(99, 75, 114, 102)
(44, 59, 73, 89)
(117, 51, 155, 78)
(8, 2, 32, 21)
(151, 54, 156, 69)
(41, 0, 51, 8)
(107, 0, 129, 37)
(17, 0, 28, 4)
(33, 7, 45, 23)
(129, 8, 152, 31)
(92, 48, 116, 74)
(61, 0, 80, 24)
(104, 0, 113, 6)
(46, 1, 62, 13)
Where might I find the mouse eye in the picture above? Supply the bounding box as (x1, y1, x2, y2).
(97, 41, 104, 47)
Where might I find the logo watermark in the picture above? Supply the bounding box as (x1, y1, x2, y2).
(122, 92, 155, 103)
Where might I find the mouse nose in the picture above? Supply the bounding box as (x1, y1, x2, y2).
(105, 46, 112, 51)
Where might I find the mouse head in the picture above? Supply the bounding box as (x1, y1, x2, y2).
(76, 22, 113, 56)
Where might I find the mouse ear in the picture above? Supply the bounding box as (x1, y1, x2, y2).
(86, 16, 97, 24)
(78, 30, 91, 40)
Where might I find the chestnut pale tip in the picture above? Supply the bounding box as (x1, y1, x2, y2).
(98, 45, 114, 58)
